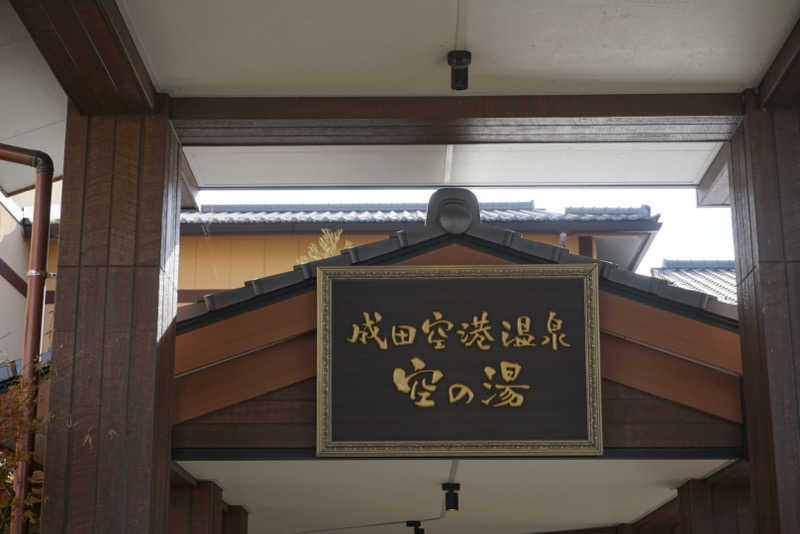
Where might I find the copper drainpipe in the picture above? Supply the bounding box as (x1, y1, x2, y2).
(0, 143, 53, 534)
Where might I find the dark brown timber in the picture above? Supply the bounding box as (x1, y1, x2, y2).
(697, 142, 731, 207)
(9, 0, 155, 114)
(729, 90, 800, 533)
(0, 143, 53, 534)
(759, 18, 800, 108)
(40, 98, 181, 533)
(170, 94, 743, 145)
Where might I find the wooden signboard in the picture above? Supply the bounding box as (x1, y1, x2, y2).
(316, 265, 602, 457)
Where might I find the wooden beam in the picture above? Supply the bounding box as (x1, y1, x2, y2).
(679, 476, 752, 534)
(173, 377, 743, 451)
(174, 332, 316, 423)
(179, 147, 200, 210)
(759, 18, 800, 108)
(223, 506, 248, 534)
(678, 480, 715, 534)
(10, 0, 155, 114)
(170, 481, 224, 534)
(170, 94, 743, 145)
(696, 142, 731, 207)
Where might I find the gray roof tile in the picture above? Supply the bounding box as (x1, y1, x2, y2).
(652, 261, 736, 304)
(181, 202, 656, 226)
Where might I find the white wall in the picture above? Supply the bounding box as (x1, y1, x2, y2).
(0, 196, 27, 363)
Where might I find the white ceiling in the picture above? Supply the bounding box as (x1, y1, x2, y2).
(120, 0, 800, 97)
(4, 0, 798, 191)
(185, 142, 722, 188)
(0, 1, 67, 195)
(180, 458, 731, 534)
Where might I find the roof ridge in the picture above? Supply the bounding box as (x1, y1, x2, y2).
(565, 205, 651, 217)
(200, 201, 537, 213)
(658, 259, 735, 269)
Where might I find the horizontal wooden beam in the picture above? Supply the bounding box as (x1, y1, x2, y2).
(10, 0, 155, 114)
(759, 18, 800, 108)
(696, 142, 731, 207)
(178, 147, 200, 210)
(170, 94, 743, 145)
(172, 378, 743, 451)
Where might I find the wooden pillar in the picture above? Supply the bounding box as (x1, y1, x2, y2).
(728, 91, 800, 533)
(223, 506, 248, 534)
(41, 97, 180, 533)
(169, 482, 224, 534)
(678, 478, 751, 534)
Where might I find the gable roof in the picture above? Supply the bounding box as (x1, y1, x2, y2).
(177, 189, 735, 333)
(652, 260, 737, 305)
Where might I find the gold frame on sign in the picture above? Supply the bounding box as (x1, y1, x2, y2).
(316, 264, 602, 457)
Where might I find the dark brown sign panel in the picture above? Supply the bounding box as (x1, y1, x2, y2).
(317, 265, 602, 457)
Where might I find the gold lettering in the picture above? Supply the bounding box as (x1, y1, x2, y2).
(392, 357, 444, 408)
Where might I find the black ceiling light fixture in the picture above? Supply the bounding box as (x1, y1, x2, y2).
(447, 50, 472, 90)
(442, 482, 461, 511)
(406, 520, 425, 534)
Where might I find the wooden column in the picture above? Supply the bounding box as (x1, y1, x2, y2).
(678, 478, 751, 534)
(169, 482, 224, 534)
(222, 506, 248, 534)
(41, 97, 181, 533)
(729, 91, 800, 533)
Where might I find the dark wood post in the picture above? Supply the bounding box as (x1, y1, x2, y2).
(223, 506, 248, 534)
(40, 97, 180, 533)
(729, 90, 800, 533)
(169, 482, 224, 534)
(678, 477, 752, 534)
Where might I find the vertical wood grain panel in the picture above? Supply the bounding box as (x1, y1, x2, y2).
(772, 107, 800, 261)
(730, 94, 800, 533)
(223, 506, 248, 534)
(41, 96, 180, 534)
(58, 104, 89, 267)
(94, 267, 134, 531)
(80, 117, 115, 266)
(65, 266, 106, 532)
(108, 117, 142, 265)
(136, 98, 169, 267)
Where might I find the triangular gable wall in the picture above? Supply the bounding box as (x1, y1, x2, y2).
(174, 243, 741, 426)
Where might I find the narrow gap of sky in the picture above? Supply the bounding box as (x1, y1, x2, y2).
(197, 187, 735, 276)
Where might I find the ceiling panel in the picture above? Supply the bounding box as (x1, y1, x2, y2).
(0, 1, 67, 194)
(180, 458, 731, 534)
(185, 142, 722, 188)
(185, 146, 449, 187)
(120, 0, 800, 96)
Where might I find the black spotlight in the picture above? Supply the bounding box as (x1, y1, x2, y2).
(406, 520, 425, 534)
(447, 50, 472, 91)
(442, 482, 461, 512)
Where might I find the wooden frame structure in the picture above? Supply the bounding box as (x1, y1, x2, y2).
(7, 1, 800, 532)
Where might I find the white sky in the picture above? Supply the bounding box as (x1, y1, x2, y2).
(197, 187, 735, 275)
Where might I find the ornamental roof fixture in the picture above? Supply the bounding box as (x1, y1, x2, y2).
(176, 188, 735, 331)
